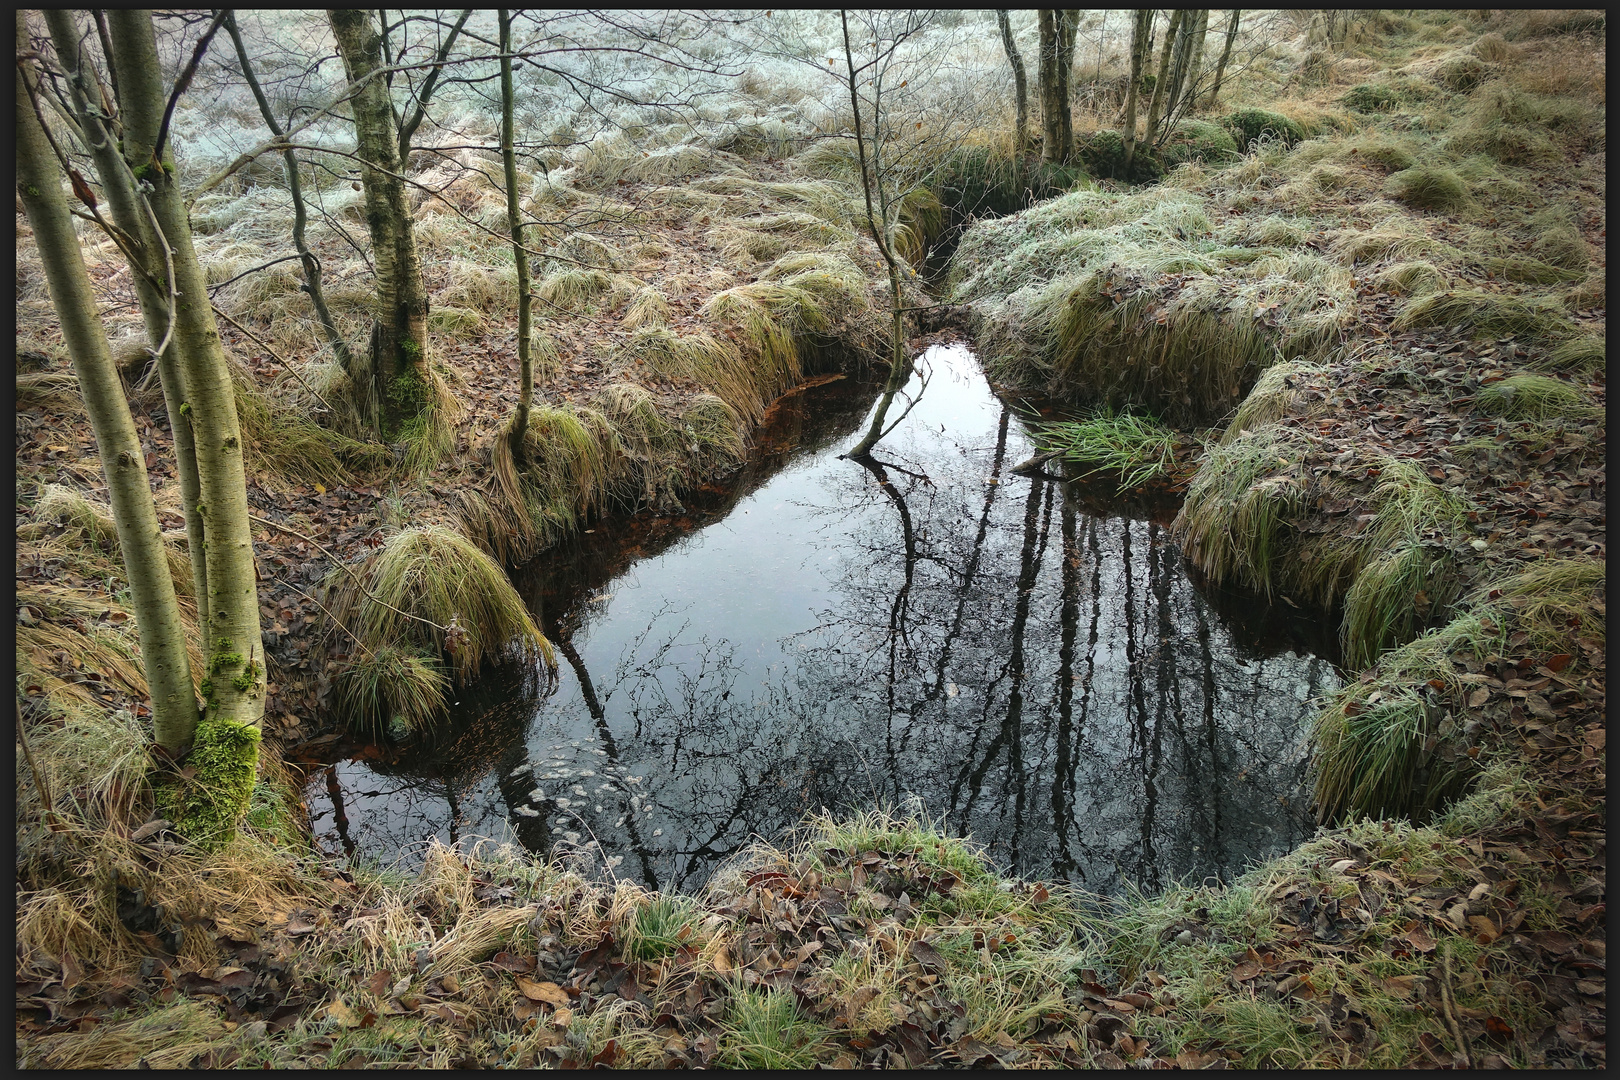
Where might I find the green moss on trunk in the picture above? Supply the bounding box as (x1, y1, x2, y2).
(159, 715, 261, 851)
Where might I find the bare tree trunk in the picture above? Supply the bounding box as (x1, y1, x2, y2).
(842, 12, 911, 461)
(1142, 9, 1184, 150)
(1182, 11, 1211, 116)
(46, 9, 211, 620)
(224, 12, 355, 375)
(106, 10, 265, 739)
(1206, 10, 1241, 109)
(995, 11, 1029, 157)
(329, 8, 431, 439)
(16, 50, 198, 753)
(1163, 9, 1198, 132)
(499, 9, 533, 460)
(1122, 9, 1153, 169)
(1055, 9, 1079, 163)
(1036, 10, 1061, 163)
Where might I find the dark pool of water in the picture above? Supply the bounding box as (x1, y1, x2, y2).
(307, 345, 1341, 893)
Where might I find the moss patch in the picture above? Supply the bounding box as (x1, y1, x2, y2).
(159, 715, 262, 851)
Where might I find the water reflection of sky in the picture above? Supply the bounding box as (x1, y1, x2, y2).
(309, 345, 1341, 893)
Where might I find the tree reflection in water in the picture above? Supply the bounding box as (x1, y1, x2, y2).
(310, 345, 1338, 893)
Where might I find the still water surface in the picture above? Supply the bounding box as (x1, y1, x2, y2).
(308, 345, 1340, 893)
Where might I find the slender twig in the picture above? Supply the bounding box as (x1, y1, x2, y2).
(205, 254, 308, 296)
(16, 697, 58, 828)
(269, 575, 374, 659)
(246, 513, 447, 633)
(209, 304, 339, 414)
(151, 9, 229, 166)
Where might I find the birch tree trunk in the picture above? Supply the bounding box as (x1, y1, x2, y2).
(1122, 9, 1153, 170)
(1163, 9, 1198, 131)
(995, 11, 1029, 157)
(1181, 11, 1211, 117)
(1142, 9, 1184, 150)
(1206, 10, 1241, 109)
(1055, 9, 1078, 163)
(16, 51, 198, 753)
(499, 9, 533, 460)
(1036, 10, 1061, 163)
(46, 9, 211, 619)
(106, 10, 266, 736)
(329, 8, 432, 440)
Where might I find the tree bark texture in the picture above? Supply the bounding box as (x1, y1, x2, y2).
(1163, 9, 1197, 132)
(1142, 9, 1183, 150)
(1180, 11, 1211, 119)
(16, 49, 198, 752)
(995, 11, 1029, 157)
(1055, 9, 1078, 163)
(1207, 10, 1241, 109)
(225, 12, 354, 375)
(499, 9, 534, 459)
(107, 10, 266, 731)
(50, 9, 212, 617)
(1036, 10, 1061, 162)
(329, 8, 431, 440)
(1122, 9, 1153, 169)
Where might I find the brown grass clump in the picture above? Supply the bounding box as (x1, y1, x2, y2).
(323, 524, 552, 686)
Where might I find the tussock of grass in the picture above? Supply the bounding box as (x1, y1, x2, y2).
(1384, 167, 1469, 211)
(1312, 613, 1498, 823)
(21, 484, 196, 595)
(622, 285, 670, 330)
(1482, 556, 1604, 649)
(17, 371, 83, 412)
(1480, 255, 1585, 285)
(1162, 120, 1242, 169)
(427, 305, 488, 338)
(336, 643, 451, 738)
(716, 988, 828, 1068)
(1535, 334, 1605, 374)
(1312, 548, 1596, 824)
(1475, 373, 1589, 419)
(1309, 459, 1469, 665)
(324, 524, 550, 686)
(1326, 222, 1441, 265)
(1349, 139, 1419, 172)
(1220, 108, 1306, 153)
(1529, 225, 1590, 273)
(621, 897, 694, 962)
(1174, 425, 1312, 597)
(1373, 260, 1446, 296)
(1395, 289, 1576, 340)
(680, 393, 747, 471)
(1223, 360, 1325, 440)
(951, 188, 1353, 424)
(534, 267, 612, 310)
(1038, 411, 1180, 491)
(1435, 52, 1490, 92)
(232, 374, 388, 486)
(1563, 269, 1604, 310)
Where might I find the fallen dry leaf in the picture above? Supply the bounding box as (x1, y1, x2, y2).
(514, 977, 571, 1007)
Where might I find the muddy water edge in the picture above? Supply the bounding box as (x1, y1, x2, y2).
(304, 343, 1342, 895)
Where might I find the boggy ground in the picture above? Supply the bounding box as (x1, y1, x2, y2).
(945, 9, 1607, 1069)
(15, 9, 1606, 1069)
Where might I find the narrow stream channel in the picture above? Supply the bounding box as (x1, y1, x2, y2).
(308, 344, 1341, 894)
